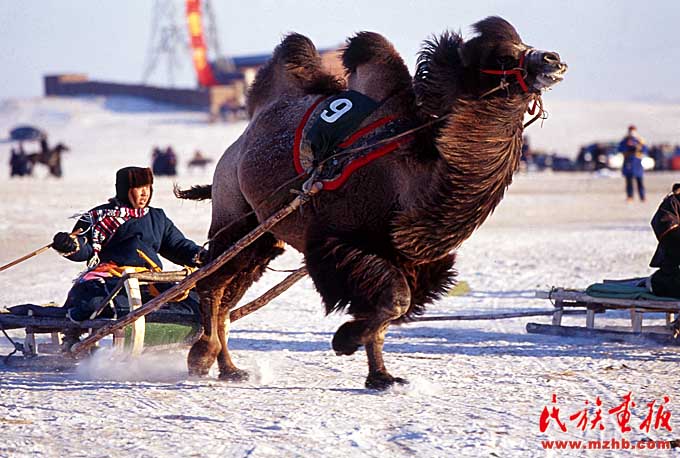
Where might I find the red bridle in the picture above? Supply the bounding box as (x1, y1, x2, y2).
(479, 51, 530, 93)
(479, 49, 545, 127)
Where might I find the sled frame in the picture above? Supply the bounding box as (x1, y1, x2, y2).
(529, 288, 680, 345)
(1, 270, 200, 359)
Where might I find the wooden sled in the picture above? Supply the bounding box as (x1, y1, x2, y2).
(0, 269, 203, 369)
(1, 264, 308, 369)
(528, 287, 680, 345)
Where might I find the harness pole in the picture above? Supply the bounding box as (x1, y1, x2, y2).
(71, 183, 322, 357)
(0, 244, 53, 273)
(0, 229, 82, 274)
(230, 266, 307, 322)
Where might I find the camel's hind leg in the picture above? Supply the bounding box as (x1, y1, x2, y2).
(188, 232, 239, 377)
(214, 233, 284, 381)
(187, 210, 284, 379)
(188, 279, 226, 377)
(306, 236, 411, 389)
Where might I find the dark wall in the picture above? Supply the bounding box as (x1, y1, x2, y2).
(44, 75, 211, 110)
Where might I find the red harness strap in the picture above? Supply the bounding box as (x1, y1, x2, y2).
(293, 97, 412, 190)
(324, 115, 410, 191)
(480, 52, 529, 93)
(293, 96, 326, 175)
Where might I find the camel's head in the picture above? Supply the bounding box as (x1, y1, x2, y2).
(461, 16, 567, 97)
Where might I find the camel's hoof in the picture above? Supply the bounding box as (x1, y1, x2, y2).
(365, 373, 409, 391)
(218, 369, 249, 382)
(332, 322, 363, 356)
(333, 342, 361, 356)
(188, 368, 210, 378)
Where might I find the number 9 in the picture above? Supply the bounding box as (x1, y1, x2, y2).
(320, 98, 353, 123)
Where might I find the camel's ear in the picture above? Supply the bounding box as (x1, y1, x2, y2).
(472, 16, 521, 43)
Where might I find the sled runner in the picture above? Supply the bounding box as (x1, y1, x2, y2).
(529, 281, 680, 345)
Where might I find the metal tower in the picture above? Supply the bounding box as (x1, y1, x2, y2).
(142, 0, 188, 86)
(142, 0, 232, 87)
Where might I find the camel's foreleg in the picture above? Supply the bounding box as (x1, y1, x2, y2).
(331, 275, 411, 389)
(364, 324, 409, 390)
(330, 271, 410, 356)
(214, 272, 259, 381)
(306, 236, 411, 389)
(360, 274, 411, 390)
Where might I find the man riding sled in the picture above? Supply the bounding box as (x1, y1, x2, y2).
(51, 167, 204, 328)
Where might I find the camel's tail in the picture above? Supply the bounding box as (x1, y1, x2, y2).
(173, 184, 212, 201)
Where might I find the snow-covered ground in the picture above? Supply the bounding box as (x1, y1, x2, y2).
(1, 96, 680, 457)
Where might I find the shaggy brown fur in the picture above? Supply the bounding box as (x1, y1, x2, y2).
(413, 32, 466, 120)
(178, 16, 566, 389)
(343, 32, 411, 81)
(392, 96, 528, 263)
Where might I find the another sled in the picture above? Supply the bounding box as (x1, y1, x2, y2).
(528, 285, 680, 345)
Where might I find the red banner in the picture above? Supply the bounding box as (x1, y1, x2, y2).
(186, 0, 216, 87)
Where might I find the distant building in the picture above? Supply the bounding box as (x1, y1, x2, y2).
(43, 46, 343, 119)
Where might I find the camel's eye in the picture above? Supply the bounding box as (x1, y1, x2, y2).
(497, 55, 516, 68)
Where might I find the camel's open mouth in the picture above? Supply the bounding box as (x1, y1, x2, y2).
(525, 49, 567, 91)
(535, 67, 567, 90)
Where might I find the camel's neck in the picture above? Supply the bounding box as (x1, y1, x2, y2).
(392, 95, 529, 263)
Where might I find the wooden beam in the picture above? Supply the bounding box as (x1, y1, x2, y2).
(0, 314, 111, 330)
(230, 267, 307, 322)
(23, 331, 37, 356)
(411, 309, 587, 322)
(123, 269, 145, 355)
(631, 309, 643, 333)
(552, 299, 564, 326)
(0, 310, 199, 332)
(586, 308, 595, 329)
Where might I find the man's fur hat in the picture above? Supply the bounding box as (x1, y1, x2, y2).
(115, 166, 154, 206)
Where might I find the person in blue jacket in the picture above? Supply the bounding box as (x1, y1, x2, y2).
(618, 125, 648, 202)
(51, 166, 203, 322)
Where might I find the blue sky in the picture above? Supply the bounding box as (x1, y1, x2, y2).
(1, 0, 679, 102)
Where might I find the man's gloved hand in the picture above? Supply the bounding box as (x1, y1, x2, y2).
(52, 232, 78, 254)
(193, 247, 210, 267)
